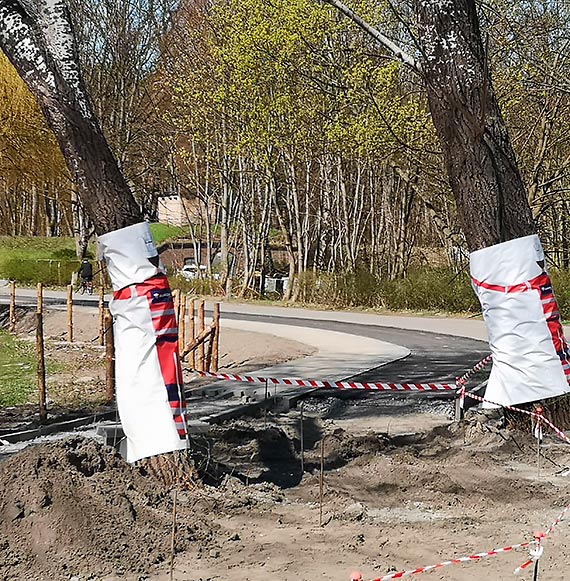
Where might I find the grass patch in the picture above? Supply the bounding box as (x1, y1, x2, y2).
(149, 223, 189, 244)
(0, 236, 83, 285)
(0, 331, 36, 406)
(0, 226, 184, 284)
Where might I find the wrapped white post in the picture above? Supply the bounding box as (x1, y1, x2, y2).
(470, 234, 570, 407)
(98, 222, 188, 462)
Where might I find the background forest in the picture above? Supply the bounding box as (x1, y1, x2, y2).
(1, 0, 570, 311)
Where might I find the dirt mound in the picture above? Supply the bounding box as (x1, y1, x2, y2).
(0, 437, 209, 581)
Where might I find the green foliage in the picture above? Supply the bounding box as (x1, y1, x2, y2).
(551, 270, 570, 323)
(296, 267, 570, 320)
(297, 268, 383, 308)
(1, 258, 78, 286)
(170, 275, 223, 297)
(0, 331, 36, 406)
(297, 267, 479, 314)
(379, 269, 478, 313)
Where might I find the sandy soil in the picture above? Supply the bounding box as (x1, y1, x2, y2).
(2, 306, 570, 581)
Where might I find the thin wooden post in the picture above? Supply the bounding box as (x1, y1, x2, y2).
(66, 284, 73, 343)
(197, 300, 205, 372)
(178, 294, 186, 354)
(212, 302, 220, 372)
(36, 283, 47, 422)
(188, 298, 195, 369)
(98, 260, 106, 289)
(300, 402, 305, 473)
(9, 280, 16, 333)
(169, 488, 178, 581)
(104, 309, 115, 403)
(98, 284, 105, 346)
(319, 437, 325, 526)
(205, 331, 213, 372)
(172, 289, 180, 324)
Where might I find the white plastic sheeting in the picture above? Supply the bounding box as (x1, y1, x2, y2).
(99, 222, 188, 462)
(470, 234, 570, 407)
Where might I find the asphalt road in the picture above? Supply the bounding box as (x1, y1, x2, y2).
(0, 285, 490, 385)
(221, 311, 489, 384)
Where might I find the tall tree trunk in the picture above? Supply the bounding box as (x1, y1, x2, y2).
(415, 0, 535, 250)
(1, 0, 191, 469)
(0, 0, 142, 235)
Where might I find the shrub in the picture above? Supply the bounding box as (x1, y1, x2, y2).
(2, 258, 79, 286)
(379, 268, 479, 313)
(551, 269, 570, 322)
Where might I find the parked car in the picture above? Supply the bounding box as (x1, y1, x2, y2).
(178, 262, 207, 280)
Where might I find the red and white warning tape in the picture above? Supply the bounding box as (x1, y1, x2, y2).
(463, 389, 570, 446)
(355, 541, 531, 581)
(190, 356, 570, 580)
(513, 502, 570, 574)
(352, 502, 570, 581)
(189, 369, 455, 392)
(455, 354, 493, 387)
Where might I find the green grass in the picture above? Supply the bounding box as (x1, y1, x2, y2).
(0, 331, 36, 406)
(0, 225, 182, 284)
(149, 223, 189, 244)
(0, 236, 82, 285)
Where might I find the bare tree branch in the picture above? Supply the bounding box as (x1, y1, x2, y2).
(319, 0, 422, 73)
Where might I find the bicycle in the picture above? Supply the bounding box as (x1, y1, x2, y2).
(78, 278, 94, 295)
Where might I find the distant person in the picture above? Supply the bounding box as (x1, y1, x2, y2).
(77, 258, 93, 294)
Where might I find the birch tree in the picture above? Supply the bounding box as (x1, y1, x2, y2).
(0, 0, 191, 470)
(324, 0, 570, 413)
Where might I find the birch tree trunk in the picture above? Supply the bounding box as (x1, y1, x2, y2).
(0, 0, 142, 236)
(415, 0, 536, 250)
(1, 0, 193, 471)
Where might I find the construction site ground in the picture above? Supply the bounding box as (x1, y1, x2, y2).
(2, 307, 570, 581)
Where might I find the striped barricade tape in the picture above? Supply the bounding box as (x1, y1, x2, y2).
(188, 369, 455, 392)
(513, 502, 570, 574)
(354, 540, 530, 581)
(463, 389, 570, 446)
(456, 354, 493, 387)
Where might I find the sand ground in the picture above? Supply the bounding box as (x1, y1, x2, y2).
(2, 307, 570, 581)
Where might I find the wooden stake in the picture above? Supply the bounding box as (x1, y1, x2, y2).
(300, 402, 304, 473)
(104, 309, 115, 403)
(188, 298, 195, 369)
(98, 259, 106, 289)
(98, 284, 105, 346)
(205, 330, 213, 372)
(212, 302, 220, 372)
(169, 488, 178, 581)
(178, 294, 186, 354)
(180, 325, 214, 358)
(66, 284, 73, 343)
(197, 300, 205, 372)
(36, 283, 47, 422)
(9, 280, 16, 333)
(173, 289, 180, 323)
(319, 437, 325, 527)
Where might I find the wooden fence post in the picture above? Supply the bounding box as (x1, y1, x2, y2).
(9, 280, 16, 333)
(36, 283, 47, 422)
(104, 309, 115, 403)
(67, 284, 73, 343)
(188, 298, 195, 369)
(178, 294, 186, 353)
(197, 300, 205, 371)
(173, 289, 180, 323)
(212, 303, 220, 372)
(98, 284, 105, 346)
